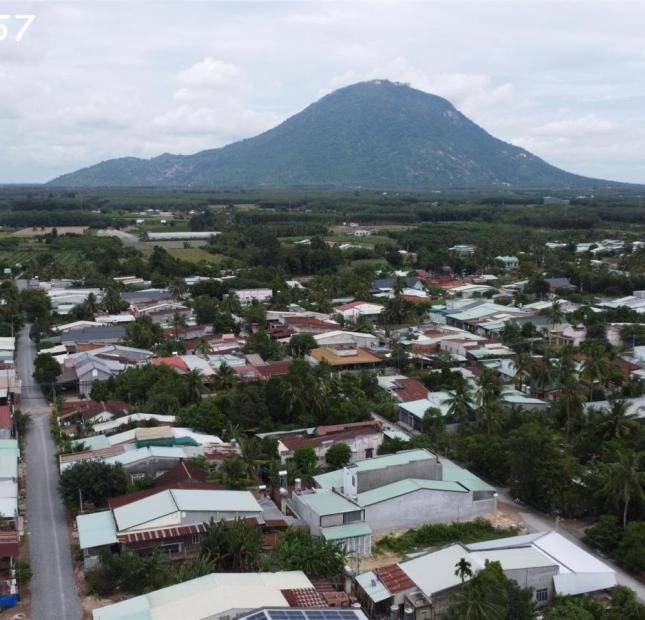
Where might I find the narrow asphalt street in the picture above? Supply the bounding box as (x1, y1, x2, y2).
(18, 324, 82, 619)
(497, 492, 645, 603)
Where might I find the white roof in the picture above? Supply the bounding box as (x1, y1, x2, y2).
(113, 488, 262, 532)
(399, 544, 477, 596)
(470, 547, 557, 571)
(93, 571, 313, 620)
(77, 510, 118, 549)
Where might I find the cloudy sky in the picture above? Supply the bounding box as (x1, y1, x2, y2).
(3, 0, 645, 183)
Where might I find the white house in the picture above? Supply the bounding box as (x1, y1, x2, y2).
(334, 301, 384, 321)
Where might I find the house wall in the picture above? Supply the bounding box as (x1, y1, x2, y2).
(355, 458, 441, 493)
(503, 566, 558, 604)
(364, 490, 496, 533)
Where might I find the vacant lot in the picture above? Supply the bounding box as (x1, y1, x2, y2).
(12, 226, 88, 237)
(167, 247, 224, 264)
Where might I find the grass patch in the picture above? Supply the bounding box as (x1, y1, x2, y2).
(376, 518, 518, 555)
(167, 247, 224, 264)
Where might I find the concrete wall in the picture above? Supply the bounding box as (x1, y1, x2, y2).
(364, 489, 496, 533)
(356, 458, 442, 493)
(504, 566, 558, 604)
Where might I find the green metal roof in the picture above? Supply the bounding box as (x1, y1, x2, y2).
(72, 435, 110, 451)
(441, 460, 495, 492)
(0, 455, 17, 479)
(77, 510, 118, 549)
(357, 478, 467, 506)
(314, 449, 435, 489)
(321, 522, 372, 540)
(295, 489, 361, 516)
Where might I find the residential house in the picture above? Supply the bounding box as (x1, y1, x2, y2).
(234, 288, 273, 304)
(76, 487, 264, 568)
(495, 255, 519, 270)
(91, 571, 358, 620)
(277, 421, 383, 465)
(354, 530, 616, 618)
(290, 449, 496, 557)
(333, 301, 384, 321)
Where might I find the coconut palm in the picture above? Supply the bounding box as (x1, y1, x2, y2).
(558, 377, 587, 442)
(512, 353, 533, 391)
(530, 351, 554, 396)
(444, 381, 474, 424)
(171, 311, 188, 340)
(598, 449, 645, 529)
(581, 344, 612, 401)
(195, 337, 212, 356)
(169, 278, 188, 301)
(213, 362, 237, 391)
(454, 557, 473, 586)
(185, 369, 204, 402)
(591, 400, 639, 442)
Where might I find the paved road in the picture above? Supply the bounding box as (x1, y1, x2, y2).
(18, 324, 82, 619)
(497, 491, 645, 602)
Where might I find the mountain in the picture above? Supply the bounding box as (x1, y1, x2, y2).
(49, 80, 620, 189)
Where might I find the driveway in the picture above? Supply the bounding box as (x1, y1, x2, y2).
(18, 324, 82, 619)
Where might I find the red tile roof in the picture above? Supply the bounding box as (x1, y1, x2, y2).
(334, 301, 369, 311)
(149, 357, 189, 371)
(0, 530, 19, 558)
(280, 422, 381, 452)
(257, 360, 293, 378)
(281, 588, 328, 608)
(0, 406, 11, 430)
(59, 399, 129, 420)
(390, 378, 429, 403)
(154, 462, 209, 486)
(376, 563, 416, 593)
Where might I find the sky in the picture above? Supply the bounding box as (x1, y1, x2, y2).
(2, 0, 645, 184)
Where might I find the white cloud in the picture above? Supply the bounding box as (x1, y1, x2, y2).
(178, 58, 243, 89)
(530, 114, 615, 137)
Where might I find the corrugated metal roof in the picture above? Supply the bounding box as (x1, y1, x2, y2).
(399, 544, 478, 596)
(469, 547, 557, 571)
(114, 490, 178, 531)
(314, 449, 435, 489)
(171, 489, 262, 514)
(295, 489, 361, 516)
(321, 523, 372, 540)
(355, 571, 391, 603)
(77, 510, 118, 549)
(92, 571, 313, 620)
(357, 478, 466, 506)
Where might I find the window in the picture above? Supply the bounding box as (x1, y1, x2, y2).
(343, 511, 362, 524)
(191, 533, 201, 545)
(131, 473, 145, 481)
(536, 588, 549, 603)
(365, 449, 373, 458)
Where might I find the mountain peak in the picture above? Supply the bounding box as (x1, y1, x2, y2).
(49, 81, 618, 189)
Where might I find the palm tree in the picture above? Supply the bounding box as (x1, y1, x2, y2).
(444, 381, 474, 424)
(169, 278, 188, 301)
(85, 292, 99, 317)
(598, 449, 645, 529)
(171, 311, 188, 340)
(186, 369, 204, 402)
(195, 337, 212, 356)
(477, 368, 502, 410)
(592, 400, 639, 442)
(213, 362, 237, 391)
(454, 558, 473, 586)
(530, 352, 554, 397)
(513, 353, 533, 392)
(582, 344, 612, 401)
(558, 377, 587, 442)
